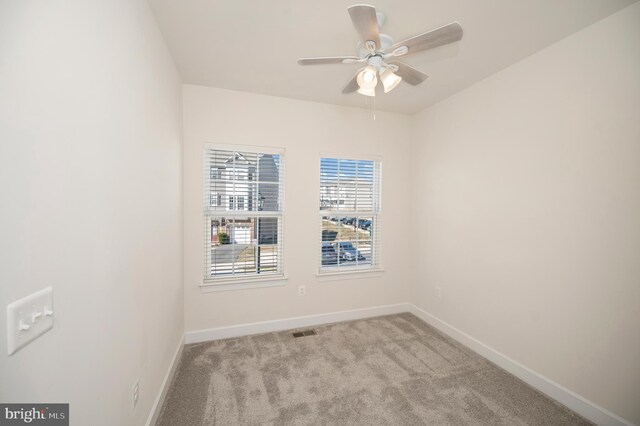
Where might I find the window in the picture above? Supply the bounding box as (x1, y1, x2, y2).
(210, 167, 222, 180)
(204, 146, 284, 283)
(209, 193, 221, 207)
(319, 157, 381, 271)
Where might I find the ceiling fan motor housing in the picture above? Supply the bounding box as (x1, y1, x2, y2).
(367, 55, 383, 70)
(357, 33, 394, 58)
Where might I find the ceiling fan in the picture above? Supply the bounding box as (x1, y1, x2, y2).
(297, 4, 463, 96)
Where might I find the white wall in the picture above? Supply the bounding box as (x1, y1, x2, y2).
(0, 1, 183, 425)
(183, 85, 412, 332)
(2, 1, 637, 424)
(410, 4, 640, 424)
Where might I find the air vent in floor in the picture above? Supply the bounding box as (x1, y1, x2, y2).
(292, 330, 317, 338)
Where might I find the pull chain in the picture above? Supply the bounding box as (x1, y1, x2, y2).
(363, 94, 376, 121)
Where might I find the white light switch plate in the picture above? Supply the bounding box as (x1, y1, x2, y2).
(7, 287, 54, 355)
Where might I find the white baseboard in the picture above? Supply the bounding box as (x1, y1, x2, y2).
(146, 335, 185, 426)
(157, 304, 633, 426)
(407, 304, 634, 426)
(184, 303, 410, 344)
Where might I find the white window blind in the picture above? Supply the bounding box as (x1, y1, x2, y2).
(319, 157, 381, 271)
(204, 146, 285, 282)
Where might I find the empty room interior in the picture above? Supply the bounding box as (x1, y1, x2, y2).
(1, 0, 639, 425)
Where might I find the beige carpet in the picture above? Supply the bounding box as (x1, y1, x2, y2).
(158, 313, 590, 425)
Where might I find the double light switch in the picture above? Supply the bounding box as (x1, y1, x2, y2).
(7, 287, 54, 355)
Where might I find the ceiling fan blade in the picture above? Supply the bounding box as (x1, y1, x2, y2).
(389, 22, 463, 56)
(347, 5, 380, 50)
(342, 58, 367, 64)
(297, 56, 360, 65)
(342, 68, 364, 94)
(389, 62, 428, 86)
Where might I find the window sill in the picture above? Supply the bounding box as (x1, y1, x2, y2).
(201, 274, 288, 292)
(316, 268, 385, 282)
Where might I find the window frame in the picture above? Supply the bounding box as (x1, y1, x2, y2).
(202, 143, 286, 290)
(317, 154, 382, 277)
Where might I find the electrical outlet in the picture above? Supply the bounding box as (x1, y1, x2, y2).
(298, 285, 306, 296)
(132, 380, 139, 408)
(435, 286, 442, 298)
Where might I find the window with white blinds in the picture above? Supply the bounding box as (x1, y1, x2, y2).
(204, 145, 285, 282)
(319, 157, 381, 271)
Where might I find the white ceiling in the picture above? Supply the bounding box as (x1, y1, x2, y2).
(149, 0, 636, 115)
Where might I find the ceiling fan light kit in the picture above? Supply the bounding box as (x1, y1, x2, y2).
(380, 68, 402, 93)
(297, 4, 463, 98)
(354, 57, 393, 96)
(356, 65, 378, 94)
(357, 86, 376, 97)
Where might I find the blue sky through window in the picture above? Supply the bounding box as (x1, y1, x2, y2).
(320, 158, 374, 181)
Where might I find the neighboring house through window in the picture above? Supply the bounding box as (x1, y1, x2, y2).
(204, 146, 285, 282)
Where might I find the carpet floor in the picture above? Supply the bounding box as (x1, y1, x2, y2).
(158, 313, 590, 425)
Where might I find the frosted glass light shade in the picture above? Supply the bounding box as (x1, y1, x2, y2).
(357, 87, 376, 97)
(357, 66, 378, 92)
(380, 68, 402, 93)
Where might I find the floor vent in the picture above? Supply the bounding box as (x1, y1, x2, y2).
(292, 330, 317, 338)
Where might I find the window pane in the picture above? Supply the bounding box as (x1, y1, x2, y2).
(209, 216, 281, 277)
(353, 241, 372, 266)
(337, 217, 372, 242)
(325, 217, 374, 268)
(334, 241, 364, 265)
(207, 150, 282, 213)
(320, 158, 338, 211)
(257, 154, 281, 183)
(257, 182, 279, 212)
(319, 157, 378, 214)
(321, 216, 339, 242)
(354, 216, 373, 240)
(321, 242, 338, 266)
